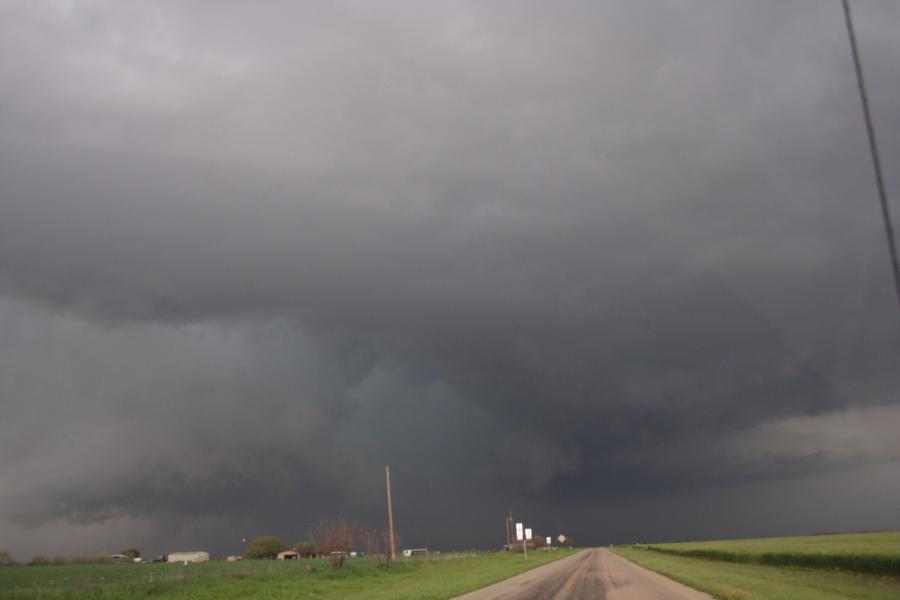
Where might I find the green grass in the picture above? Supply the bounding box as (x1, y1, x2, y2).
(642, 531, 900, 576)
(0, 550, 576, 599)
(613, 546, 900, 600)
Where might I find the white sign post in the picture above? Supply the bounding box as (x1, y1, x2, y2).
(546, 536, 552, 547)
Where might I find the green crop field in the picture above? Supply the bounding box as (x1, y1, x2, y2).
(652, 531, 900, 557)
(640, 531, 900, 576)
(612, 531, 900, 600)
(0, 550, 575, 599)
(613, 545, 900, 600)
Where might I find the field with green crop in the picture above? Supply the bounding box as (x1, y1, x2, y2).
(614, 545, 900, 600)
(640, 530, 900, 576)
(0, 550, 575, 599)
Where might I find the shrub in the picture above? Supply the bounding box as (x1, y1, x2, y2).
(329, 552, 347, 569)
(29, 555, 52, 566)
(0, 550, 15, 566)
(122, 548, 141, 560)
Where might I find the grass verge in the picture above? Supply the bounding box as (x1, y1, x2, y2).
(0, 550, 576, 599)
(613, 546, 900, 600)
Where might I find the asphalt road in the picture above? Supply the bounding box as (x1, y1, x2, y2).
(453, 548, 713, 600)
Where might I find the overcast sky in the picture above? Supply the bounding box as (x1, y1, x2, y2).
(1, 0, 899, 559)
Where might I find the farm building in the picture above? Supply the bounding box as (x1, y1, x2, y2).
(402, 548, 429, 557)
(167, 551, 209, 563)
(276, 550, 300, 560)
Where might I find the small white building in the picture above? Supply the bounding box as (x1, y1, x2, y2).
(402, 548, 429, 557)
(167, 551, 209, 563)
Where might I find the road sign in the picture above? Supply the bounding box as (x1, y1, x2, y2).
(525, 528, 532, 540)
(558, 534, 566, 544)
(546, 536, 552, 545)
(515, 522, 524, 541)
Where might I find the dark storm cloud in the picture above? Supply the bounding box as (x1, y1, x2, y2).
(1, 1, 899, 557)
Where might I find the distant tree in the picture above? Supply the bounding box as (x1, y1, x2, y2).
(122, 548, 141, 560)
(244, 536, 288, 559)
(293, 539, 319, 558)
(0, 550, 14, 565)
(29, 555, 51, 566)
(532, 535, 547, 548)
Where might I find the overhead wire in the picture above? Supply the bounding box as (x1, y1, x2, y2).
(841, 0, 900, 305)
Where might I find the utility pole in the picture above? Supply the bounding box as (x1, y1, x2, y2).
(385, 465, 396, 562)
(505, 512, 512, 547)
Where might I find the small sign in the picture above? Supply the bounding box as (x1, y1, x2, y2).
(546, 536, 552, 545)
(515, 522, 524, 541)
(525, 528, 532, 540)
(558, 534, 566, 544)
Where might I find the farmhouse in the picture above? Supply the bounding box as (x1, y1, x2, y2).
(276, 550, 300, 560)
(402, 548, 429, 557)
(167, 551, 209, 563)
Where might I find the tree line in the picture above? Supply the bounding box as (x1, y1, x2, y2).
(244, 516, 400, 568)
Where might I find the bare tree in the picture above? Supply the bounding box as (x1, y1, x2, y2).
(293, 538, 319, 558)
(314, 516, 354, 568)
(361, 528, 382, 556)
(360, 526, 398, 565)
(379, 528, 403, 565)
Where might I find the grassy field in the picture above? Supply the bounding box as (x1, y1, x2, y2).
(0, 550, 576, 599)
(641, 531, 900, 576)
(614, 546, 900, 600)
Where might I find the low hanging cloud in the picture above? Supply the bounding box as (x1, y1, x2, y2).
(1, 1, 899, 557)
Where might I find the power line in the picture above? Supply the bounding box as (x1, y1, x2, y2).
(841, 0, 900, 305)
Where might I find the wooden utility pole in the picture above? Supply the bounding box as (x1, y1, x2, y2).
(385, 465, 396, 561)
(506, 512, 512, 547)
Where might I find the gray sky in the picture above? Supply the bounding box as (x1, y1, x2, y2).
(1, 0, 898, 558)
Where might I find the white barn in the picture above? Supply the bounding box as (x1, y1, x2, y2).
(167, 551, 209, 563)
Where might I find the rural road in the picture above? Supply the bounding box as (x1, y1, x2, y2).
(453, 548, 713, 600)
